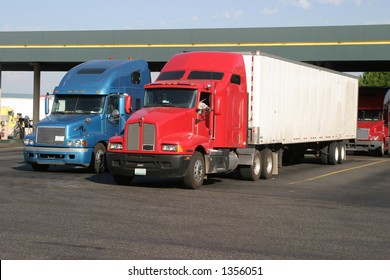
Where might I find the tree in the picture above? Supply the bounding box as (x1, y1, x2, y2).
(359, 72, 390, 87)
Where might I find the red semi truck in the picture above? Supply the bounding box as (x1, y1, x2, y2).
(107, 51, 358, 189)
(347, 87, 390, 156)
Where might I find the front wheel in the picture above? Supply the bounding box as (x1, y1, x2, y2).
(89, 143, 107, 174)
(183, 151, 205, 189)
(375, 142, 385, 157)
(240, 150, 261, 181)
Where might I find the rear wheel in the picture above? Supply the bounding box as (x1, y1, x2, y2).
(260, 148, 273, 179)
(183, 151, 205, 189)
(240, 150, 261, 181)
(89, 143, 106, 174)
(328, 142, 339, 165)
(338, 142, 346, 163)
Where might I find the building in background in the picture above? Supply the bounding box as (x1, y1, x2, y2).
(1, 92, 52, 121)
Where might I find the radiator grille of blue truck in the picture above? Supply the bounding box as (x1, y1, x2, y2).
(37, 127, 66, 144)
(126, 123, 155, 151)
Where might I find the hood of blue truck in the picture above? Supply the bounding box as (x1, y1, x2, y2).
(39, 113, 100, 126)
(35, 113, 103, 144)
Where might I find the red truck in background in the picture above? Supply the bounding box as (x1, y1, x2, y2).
(347, 87, 390, 156)
(106, 51, 358, 189)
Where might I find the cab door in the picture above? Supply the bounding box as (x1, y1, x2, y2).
(105, 94, 121, 137)
(196, 91, 212, 138)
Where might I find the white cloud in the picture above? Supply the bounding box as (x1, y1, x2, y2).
(297, 0, 312, 9)
(283, 0, 369, 10)
(234, 10, 244, 18)
(353, 0, 363, 6)
(221, 10, 244, 19)
(1, 24, 42, 31)
(158, 19, 168, 26)
(319, 0, 342, 5)
(261, 7, 279, 15)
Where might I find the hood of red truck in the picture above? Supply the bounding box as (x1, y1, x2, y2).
(126, 107, 204, 152)
(131, 107, 192, 127)
(357, 120, 385, 140)
(358, 120, 383, 130)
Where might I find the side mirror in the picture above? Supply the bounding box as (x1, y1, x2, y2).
(45, 94, 50, 115)
(215, 96, 222, 115)
(125, 95, 132, 114)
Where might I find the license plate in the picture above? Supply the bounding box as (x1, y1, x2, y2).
(135, 168, 146, 176)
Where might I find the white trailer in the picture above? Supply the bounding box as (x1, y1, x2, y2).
(241, 51, 358, 172)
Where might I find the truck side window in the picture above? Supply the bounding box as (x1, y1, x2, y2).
(231, 74, 241, 85)
(132, 71, 141, 84)
(199, 92, 210, 108)
(107, 95, 119, 115)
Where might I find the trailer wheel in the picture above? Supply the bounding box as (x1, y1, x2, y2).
(89, 143, 106, 174)
(113, 175, 134, 185)
(260, 148, 273, 179)
(328, 142, 339, 165)
(240, 150, 261, 181)
(183, 151, 205, 189)
(338, 142, 346, 163)
(31, 163, 50, 172)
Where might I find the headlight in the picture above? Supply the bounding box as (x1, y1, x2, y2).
(24, 139, 34, 145)
(109, 143, 123, 150)
(162, 144, 183, 152)
(74, 140, 81, 147)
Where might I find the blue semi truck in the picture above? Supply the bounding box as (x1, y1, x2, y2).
(23, 59, 150, 173)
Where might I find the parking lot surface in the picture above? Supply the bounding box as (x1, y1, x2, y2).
(0, 144, 389, 259)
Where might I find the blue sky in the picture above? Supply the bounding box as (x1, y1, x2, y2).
(0, 0, 389, 96)
(1, 0, 389, 31)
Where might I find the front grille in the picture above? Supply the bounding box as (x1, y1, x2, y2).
(142, 124, 155, 151)
(126, 123, 155, 151)
(357, 128, 369, 140)
(126, 123, 140, 150)
(37, 127, 65, 144)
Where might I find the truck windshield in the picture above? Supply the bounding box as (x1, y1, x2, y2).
(144, 89, 197, 108)
(358, 110, 382, 121)
(51, 95, 105, 114)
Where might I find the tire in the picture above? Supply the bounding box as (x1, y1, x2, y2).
(376, 142, 385, 157)
(338, 142, 346, 164)
(328, 142, 339, 165)
(89, 143, 107, 174)
(260, 148, 273, 179)
(240, 150, 261, 181)
(183, 151, 205, 189)
(31, 163, 50, 172)
(113, 175, 134, 185)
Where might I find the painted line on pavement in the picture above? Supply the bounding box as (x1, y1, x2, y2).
(289, 159, 387, 185)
